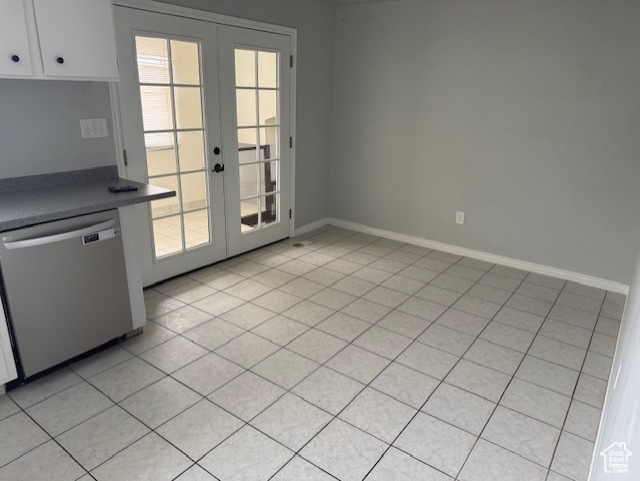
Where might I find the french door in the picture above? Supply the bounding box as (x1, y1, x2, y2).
(218, 26, 292, 257)
(114, 6, 292, 285)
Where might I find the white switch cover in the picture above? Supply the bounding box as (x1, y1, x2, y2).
(80, 118, 108, 139)
(455, 211, 465, 224)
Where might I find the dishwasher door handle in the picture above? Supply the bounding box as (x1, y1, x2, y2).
(2, 219, 116, 250)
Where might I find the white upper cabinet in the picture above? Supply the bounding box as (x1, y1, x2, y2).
(0, 0, 33, 77)
(0, 0, 119, 81)
(33, 0, 119, 79)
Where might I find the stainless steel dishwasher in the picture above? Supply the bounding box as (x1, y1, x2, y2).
(0, 209, 133, 378)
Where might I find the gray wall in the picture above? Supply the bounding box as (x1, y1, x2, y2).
(157, 0, 336, 227)
(329, 0, 640, 284)
(0, 80, 116, 178)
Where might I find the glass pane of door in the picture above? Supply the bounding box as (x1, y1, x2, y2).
(233, 47, 281, 234)
(135, 35, 212, 259)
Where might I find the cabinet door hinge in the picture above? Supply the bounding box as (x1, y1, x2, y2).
(289, 137, 293, 148)
(289, 209, 292, 219)
(123, 149, 128, 166)
(290, 55, 293, 68)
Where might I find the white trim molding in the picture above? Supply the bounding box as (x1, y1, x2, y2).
(113, 0, 297, 36)
(293, 217, 629, 295)
(293, 217, 331, 237)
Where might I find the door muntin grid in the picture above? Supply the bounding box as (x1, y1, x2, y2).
(234, 48, 281, 234)
(134, 35, 212, 259)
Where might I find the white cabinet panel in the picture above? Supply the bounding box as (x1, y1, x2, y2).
(33, 0, 119, 80)
(0, 298, 18, 386)
(0, 0, 119, 81)
(0, 0, 33, 77)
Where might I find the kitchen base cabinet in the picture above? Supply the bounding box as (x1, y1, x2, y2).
(119, 205, 147, 330)
(0, 298, 18, 386)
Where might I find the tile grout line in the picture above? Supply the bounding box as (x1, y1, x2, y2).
(91, 266, 607, 480)
(154, 228, 611, 364)
(166, 228, 400, 479)
(451, 275, 567, 480)
(355, 257, 537, 481)
(144, 280, 614, 410)
(162, 247, 609, 377)
(263, 250, 481, 479)
(121, 233, 411, 478)
(0, 238, 558, 475)
(8, 404, 95, 479)
(543, 293, 607, 481)
(1, 227, 618, 480)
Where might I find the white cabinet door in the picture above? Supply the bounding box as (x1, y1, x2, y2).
(33, 0, 118, 80)
(0, 299, 18, 386)
(0, 0, 33, 77)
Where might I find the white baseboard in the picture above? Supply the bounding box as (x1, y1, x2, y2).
(293, 217, 332, 237)
(292, 217, 629, 295)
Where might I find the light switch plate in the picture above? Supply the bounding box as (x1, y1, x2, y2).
(80, 118, 108, 139)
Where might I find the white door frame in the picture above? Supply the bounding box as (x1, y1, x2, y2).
(108, 0, 297, 238)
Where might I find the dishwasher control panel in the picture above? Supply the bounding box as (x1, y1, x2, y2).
(82, 227, 121, 245)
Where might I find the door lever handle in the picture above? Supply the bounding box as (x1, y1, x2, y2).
(213, 163, 225, 173)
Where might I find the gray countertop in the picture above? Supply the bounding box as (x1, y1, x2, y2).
(0, 166, 175, 232)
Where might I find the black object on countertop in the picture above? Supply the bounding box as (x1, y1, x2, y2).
(108, 185, 139, 193)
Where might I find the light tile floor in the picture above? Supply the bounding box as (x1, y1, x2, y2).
(0, 225, 624, 481)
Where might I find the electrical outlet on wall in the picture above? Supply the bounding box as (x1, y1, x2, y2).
(80, 118, 108, 139)
(455, 211, 465, 224)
